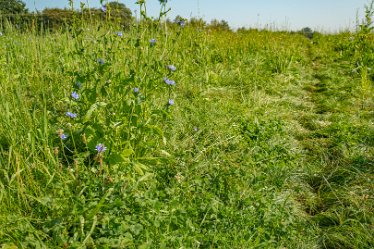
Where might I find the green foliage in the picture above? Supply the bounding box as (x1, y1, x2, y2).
(0, 0, 27, 14)
(0, 1, 133, 32)
(354, 0, 374, 68)
(189, 17, 207, 28)
(41, 8, 75, 30)
(102, 2, 133, 29)
(0, 1, 373, 248)
(209, 19, 231, 31)
(352, 0, 374, 108)
(300, 27, 314, 39)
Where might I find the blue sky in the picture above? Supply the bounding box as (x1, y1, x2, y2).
(24, 0, 370, 31)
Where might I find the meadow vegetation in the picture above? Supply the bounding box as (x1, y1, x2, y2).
(0, 1, 373, 248)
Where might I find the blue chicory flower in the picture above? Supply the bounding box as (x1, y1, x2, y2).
(95, 143, 107, 153)
(66, 112, 77, 119)
(71, 91, 79, 100)
(150, 38, 156, 46)
(164, 77, 176, 86)
(116, 31, 123, 37)
(168, 99, 174, 105)
(178, 20, 185, 28)
(133, 87, 139, 93)
(60, 134, 67, 140)
(168, 64, 176, 72)
(98, 58, 105, 65)
(101, 5, 107, 12)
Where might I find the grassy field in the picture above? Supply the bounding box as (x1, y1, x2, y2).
(0, 9, 373, 249)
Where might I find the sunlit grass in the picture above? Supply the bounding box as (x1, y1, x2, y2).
(0, 11, 373, 248)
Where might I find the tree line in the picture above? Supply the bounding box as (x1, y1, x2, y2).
(1, 0, 313, 34)
(0, 0, 133, 31)
(1, 0, 235, 32)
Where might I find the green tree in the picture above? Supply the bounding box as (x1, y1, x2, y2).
(300, 27, 313, 39)
(209, 19, 230, 31)
(41, 8, 74, 30)
(189, 17, 206, 28)
(0, 0, 28, 14)
(40, 2, 133, 31)
(87, 2, 132, 29)
(106, 2, 132, 28)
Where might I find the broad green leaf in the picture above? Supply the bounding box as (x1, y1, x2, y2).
(122, 148, 134, 157)
(133, 162, 148, 175)
(83, 102, 107, 123)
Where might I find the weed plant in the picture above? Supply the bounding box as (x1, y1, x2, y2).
(0, 1, 373, 248)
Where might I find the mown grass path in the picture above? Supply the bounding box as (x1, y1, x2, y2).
(288, 39, 374, 248)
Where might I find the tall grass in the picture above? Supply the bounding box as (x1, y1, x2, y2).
(0, 2, 373, 248)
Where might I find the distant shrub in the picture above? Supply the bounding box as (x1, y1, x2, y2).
(41, 8, 74, 30)
(300, 27, 314, 39)
(102, 2, 133, 29)
(209, 19, 231, 31)
(189, 17, 207, 28)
